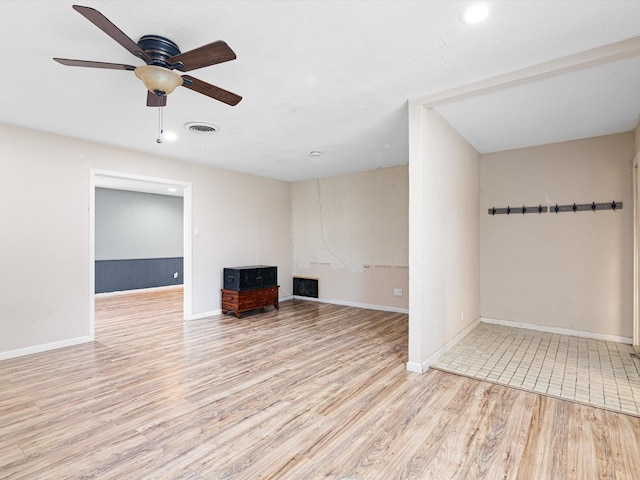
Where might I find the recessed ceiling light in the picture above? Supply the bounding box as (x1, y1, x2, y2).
(309, 151, 322, 157)
(459, 3, 490, 24)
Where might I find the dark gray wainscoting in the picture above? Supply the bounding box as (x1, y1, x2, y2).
(96, 257, 183, 293)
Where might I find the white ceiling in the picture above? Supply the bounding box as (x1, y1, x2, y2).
(2, 1, 640, 182)
(435, 53, 640, 154)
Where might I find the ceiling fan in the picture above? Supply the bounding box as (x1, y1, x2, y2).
(54, 5, 242, 107)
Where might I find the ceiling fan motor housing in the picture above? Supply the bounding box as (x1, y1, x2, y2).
(137, 35, 182, 69)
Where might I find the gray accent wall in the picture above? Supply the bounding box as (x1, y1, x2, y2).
(96, 257, 183, 293)
(95, 188, 183, 292)
(95, 188, 183, 260)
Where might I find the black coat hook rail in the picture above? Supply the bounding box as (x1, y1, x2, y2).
(488, 201, 622, 215)
(488, 205, 546, 215)
(550, 201, 622, 213)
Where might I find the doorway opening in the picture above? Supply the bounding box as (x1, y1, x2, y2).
(89, 169, 193, 339)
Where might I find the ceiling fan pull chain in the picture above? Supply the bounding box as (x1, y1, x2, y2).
(156, 106, 164, 143)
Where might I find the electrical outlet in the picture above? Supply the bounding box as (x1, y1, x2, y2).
(173, 272, 179, 279)
(461, 310, 464, 321)
(393, 288, 403, 297)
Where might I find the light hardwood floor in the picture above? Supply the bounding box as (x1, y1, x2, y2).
(1, 287, 640, 479)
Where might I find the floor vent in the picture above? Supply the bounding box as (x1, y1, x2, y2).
(293, 277, 318, 298)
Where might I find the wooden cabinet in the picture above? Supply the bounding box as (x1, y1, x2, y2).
(221, 286, 279, 318)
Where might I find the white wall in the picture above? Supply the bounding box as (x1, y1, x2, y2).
(0, 123, 292, 359)
(481, 133, 634, 339)
(291, 166, 408, 311)
(407, 106, 481, 372)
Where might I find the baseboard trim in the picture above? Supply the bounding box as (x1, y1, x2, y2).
(186, 309, 221, 321)
(0, 335, 94, 361)
(293, 295, 408, 314)
(481, 317, 633, 344)
(406, 361, 425, 373)
(406, 317, 482, 374)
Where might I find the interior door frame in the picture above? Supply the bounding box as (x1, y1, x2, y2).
(634, 154, 639, 352)
(89, 169, 193, 339)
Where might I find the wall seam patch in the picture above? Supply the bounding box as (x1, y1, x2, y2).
(316, 177, 345, 263)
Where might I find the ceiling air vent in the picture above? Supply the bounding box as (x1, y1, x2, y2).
(184, 122, 220, 134)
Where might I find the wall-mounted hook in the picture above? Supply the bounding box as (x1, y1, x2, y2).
(491, 207, 496, 216)
(572, 203, 577, 212)
(591, 202, 596, 212)
(554, 204, 559, 213)
(612, 200, 617, 211)
(538, 205, 543, 214)
(522, 205, 526, 214)
(507, 206, 511, 215)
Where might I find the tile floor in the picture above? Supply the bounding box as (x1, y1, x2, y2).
(432, 322, 640, 417)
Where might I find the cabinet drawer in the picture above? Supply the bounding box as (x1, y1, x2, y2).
(222, 291, 238, 303)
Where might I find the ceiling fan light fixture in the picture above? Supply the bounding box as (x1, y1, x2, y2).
(135, 65, 182, 95)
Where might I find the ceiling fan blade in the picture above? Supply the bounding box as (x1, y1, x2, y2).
(181, 75, 242, 106)
(147, 91, 167, 107)
(170, 41, 236, 72)
(72, 5, 150, 63)
(54, 58, 136, 70)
